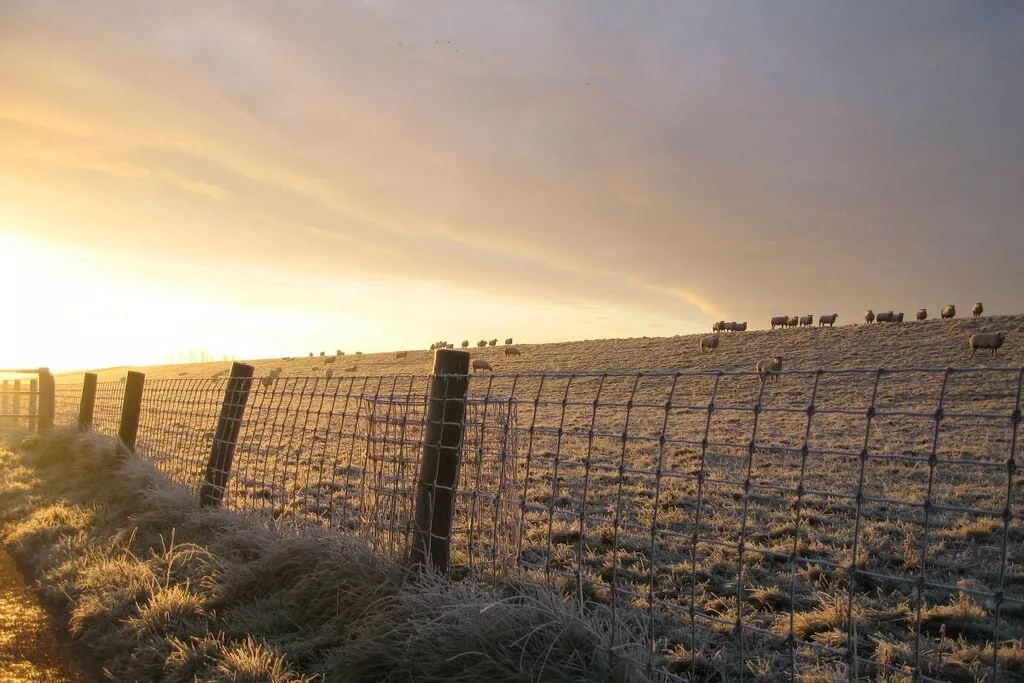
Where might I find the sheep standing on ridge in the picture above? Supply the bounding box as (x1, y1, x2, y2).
(969, 331, 1006, 357)
(726, 321, 748, 332)
(713, 321, 726, 333)
(504, 345, 521, 357)
(799, 315, 813, 327)
(787, 316, 799, 328)
(770, 316, 789, 329)
(472, 359, 493, 373)
(700, 334, 719, 353)
(896, 312, 904, 323)
(477, 340, 488, 348)
(972, 302, 984, 317)
(505, 337, 513, 345)
(461, 340, 469, 348)
(865, 310, 875, 324)
(489, 339, 498, 347)
(942, 304, 956, 319)
(917, 309, 927, 321)
(819, 314, 838, 327)
(876, 311, 895, 323)
(756, 356, 784, 385)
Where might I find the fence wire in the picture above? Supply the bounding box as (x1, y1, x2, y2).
(49, 366, 1023, 682)
(54, 382, 82, 426)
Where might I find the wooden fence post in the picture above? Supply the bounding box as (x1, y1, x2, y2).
(37, 368, 54, 433)
(409, 348, 470, 573)
(199, 362, 254, 507)
(1, 380, 7, 427)
(28, 379, 37, 432)
(118, 371, 145, 451)
(12, 380, 21, 425)
(78, 373, 98, 432)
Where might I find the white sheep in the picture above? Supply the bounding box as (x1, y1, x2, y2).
(969, 331, 1006, 357)
(942, 304, 956, 319)
(972, 302, 983, 317)
(770, 315, 789, 329)
(700, 334, 719, 353)
(916, 309, 927, 321)
(756, 356, 784, 385)
(799, 315, 813, 327)
(472, 359, 493, 373)
(865, 309, 875, 324)
(504, 345, 521, 357)
(818, 314, 838, 327)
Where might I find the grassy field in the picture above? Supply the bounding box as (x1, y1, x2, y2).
(47, 315, 1024, 681)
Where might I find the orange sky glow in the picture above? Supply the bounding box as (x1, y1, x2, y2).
(2, 2, 1022, 371)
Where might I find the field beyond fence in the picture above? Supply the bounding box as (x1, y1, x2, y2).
(25, 356, 1024, 681)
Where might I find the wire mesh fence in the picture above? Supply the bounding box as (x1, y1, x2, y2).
(49, 365, 1023, 681)
(54, 382, 82, 427)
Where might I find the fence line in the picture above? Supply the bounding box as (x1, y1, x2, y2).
(50, 363, 1024, 682)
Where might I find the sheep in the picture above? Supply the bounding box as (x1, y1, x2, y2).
(446, 343, 454, 349)
(477, 340, 488, 348)
(876, 311, 896, 323)
(865, 309, 875, 324)
(713, 320, 726, 333)
(309, 352, 314, 357)
(489, 339, 498, 347)
(942, 304, 956, 319)
(395, 351, 408, 359)
(788, 316, 800, 328)
(461, 340, 469, 348)
(472, 359, 493, 373)
(726, 321, 748, 332)
(972, 302, 984, 317)
(700, 334, 719, 353)
(896, 312, 904, 323)
(260, 376, 274, 388)
(799, 315, 813, 327)
(756, 356, 784, 385)
(916, 309, 927, 321)
(819, 314, 838, 327)
(336, 349, 343, 356)
(505, 337, 513, 345)
(770, 315, 789, 329)
(969, 331, 1006, 357)
(324, 368, 333, 380)
(504, 345, 521, 356)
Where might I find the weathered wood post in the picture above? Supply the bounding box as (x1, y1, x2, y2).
(199, 362, 254, 507)
(28, 379, 38, 431)
(1, 380, 8, 427)
(78, 373, 98, 432)
(409, 348, 470, 573)
(12, 379, 21, 426)
(37, 368, 54, 433)
(118, 371, 145, 451)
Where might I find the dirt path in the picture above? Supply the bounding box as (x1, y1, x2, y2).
(0, 547, 96, 683)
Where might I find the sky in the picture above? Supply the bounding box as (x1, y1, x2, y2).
(2, 1, 1023, 371)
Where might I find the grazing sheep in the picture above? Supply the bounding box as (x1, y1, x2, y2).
(725, 321, 748, 332)
(260, 376, 274, 388)
(865, 309, 875, 324)
(700, 334, 720, 353)
(756, 356, 784, 385)
(489, 339, 498, 347)
(446, 343, 454, 349)
(713, 321, 726, 333)
(942, 304, 956, 319)
(819, 314, 838, 327)
(472, 359, 493, 373)
(324, 368, 333, 380)
(395, 351, 408, 359)
(461, 340, 469, 348)
(309, 352, 314, 357)
(969, 331, 1006, 357)
(770, 315, 789, 329)
(972, 302, 984, 317)
(917, 309, 927, 321)
(787, 316, 799, 328)
(504, 345, 521, 356)
(477, 340, 488, 348)
(876, 311, 896, 323)
(799, 315, 814, 327)
(336, 349, 343, 356)
(505, 337, 513, 345)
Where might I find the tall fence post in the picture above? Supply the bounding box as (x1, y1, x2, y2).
(28, 379, 38, 431)
(409, 348, 470, 573)
(12, 380, 21, 425)
(37, 368, 54, 433)
(118, 371, 145, 451)
(78, 372, 98, 432)
(199, 362, 254, 507)
(1, 380, 8, 427)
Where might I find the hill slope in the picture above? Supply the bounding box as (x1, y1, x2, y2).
(60, 314, 1024, 383)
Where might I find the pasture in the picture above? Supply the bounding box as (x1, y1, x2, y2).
(50, 315, 1024, 681)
